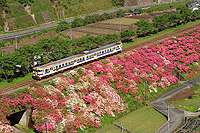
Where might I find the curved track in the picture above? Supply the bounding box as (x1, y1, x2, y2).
(0, 23, 200, 94)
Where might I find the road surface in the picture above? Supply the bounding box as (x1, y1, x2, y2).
(151, 76, 200, 133)
(0, 1, 187, 40)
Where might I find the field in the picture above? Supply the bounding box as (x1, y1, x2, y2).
(61, 20, 137, 39)
(170, 85, 200, 112)
(96, 106, 167, 133)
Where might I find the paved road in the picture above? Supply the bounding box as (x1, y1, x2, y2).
(150, 76, 200, 133)
(0, 1, 187, 40)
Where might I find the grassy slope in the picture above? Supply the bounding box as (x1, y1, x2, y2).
(0, 73, 33, 90)
(96, 106, 166, 133)
(5, 0, 115, 31)
(171, 85, 200, 112)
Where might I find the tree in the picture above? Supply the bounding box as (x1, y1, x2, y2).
(71, 18, 85, 28)
(136, 19, 153, 37)
(134, 8, 143, 14)
(116, 9, 126, 18)
(120, 30, 136, 42)
(56, 20, 71, 33)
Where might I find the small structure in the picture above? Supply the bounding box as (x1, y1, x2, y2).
(187, 0, 200, 11)
(125, 10, 141, 16)
(132, 10, 141, 15)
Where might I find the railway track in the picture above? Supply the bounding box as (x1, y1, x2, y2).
(0, 80, 36, 94)
(1, 23, 200, 94)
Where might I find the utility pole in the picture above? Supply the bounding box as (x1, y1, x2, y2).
(168, 105, 170, 133)
(15, 36, 17, 49)
(47, 115, 48, 133)
(119, 19, 121, 33)
(144, 81, 146, 100)
(70, 29, 72, 53)
(63, 8, 65, 19)
(60, 10, 61, 19)
(120, 122, 125, 133)
(179, 66, 181, 82)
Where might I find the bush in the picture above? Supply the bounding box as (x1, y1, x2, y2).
(71, 18, 85, 28)
(112, 0, 125, 7)
(56, 20, 71, 33)
(116, 9, 126, 18)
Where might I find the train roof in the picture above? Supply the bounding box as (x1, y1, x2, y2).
(36, 54, 84, 69)
(85, 42, 121, 55)
(34, 42, 122, 70)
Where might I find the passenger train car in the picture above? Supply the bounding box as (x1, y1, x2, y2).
(33, 42, 122, 79)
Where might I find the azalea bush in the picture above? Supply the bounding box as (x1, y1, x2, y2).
(0, 27, 199, 132)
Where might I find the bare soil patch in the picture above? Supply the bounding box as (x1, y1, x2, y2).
(61, 30, 98, 40)
(61, 22, 135, 39)
(168, 87, 197, 103)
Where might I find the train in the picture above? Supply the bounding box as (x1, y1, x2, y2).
(33, 42, 122, 79)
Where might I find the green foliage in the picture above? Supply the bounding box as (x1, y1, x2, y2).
(84, 14, 103, 24)
(0, 39, 6, 48)
(56, 20, 71, 33)
(71, 18, 85, 28)
(116, 9, 126, 18)
(16, 0, 34, 5)
(171, 85, 200, 112)
(111, 0, 125, 7)
(136, 19, 154, 37)
(11, 88, 27, 94)
(15, 124, 35, 133)
(196, 126, 200, 131)
(0, 0, 8, 10)
(134, 8, 143, 14)
(120, 29, 136, 42)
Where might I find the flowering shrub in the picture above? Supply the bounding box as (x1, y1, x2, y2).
(0, 27, 199, 132)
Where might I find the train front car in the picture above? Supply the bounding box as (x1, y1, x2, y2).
(33, 67, 43, 79)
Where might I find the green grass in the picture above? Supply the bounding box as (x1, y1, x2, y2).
(171, 85, 200, 112)
(96, 106, 167, 133)
(196, 126, 200, 131)
(15, 124, 35, 133)
(0, 73, 33, 90)
(11, 88, 27, 94)
(122, 19, 200, 49)
(101, 17, 139, 25)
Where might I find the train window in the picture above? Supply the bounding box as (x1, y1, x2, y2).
(59, 65, 61, 68)
(56, 66, 58, 69)
(62, 64, 64, 67)
(83, 57, 84, 60)
(74, 59, 76, 62)
(102, 51, 104, 53)
(87, 56, 88, 58)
